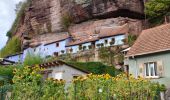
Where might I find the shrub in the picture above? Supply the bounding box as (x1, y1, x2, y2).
(11, 65, 66, 100)
(0, 36, 21, 58)
(11, 65, 161, 99)
(68, 74, 161, 99)
(0, 65, 22, 86)
(23, 53, 44, 66)
(66, 62, 121, 76)
(62, 13, 73, 30)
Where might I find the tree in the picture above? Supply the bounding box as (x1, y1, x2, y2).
(145, 0, 170, 23)
(98, 47, 115, 65)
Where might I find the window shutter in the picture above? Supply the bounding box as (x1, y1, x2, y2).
(157, 61, 164, 77)
(139, 63, 144, 77)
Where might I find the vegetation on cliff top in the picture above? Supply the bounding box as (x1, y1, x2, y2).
(145, 0, 170, 25)
(6, 0, 31, 38)
(0, 36, 21, 58)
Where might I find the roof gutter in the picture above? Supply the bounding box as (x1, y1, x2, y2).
(126, 49, 170, 58)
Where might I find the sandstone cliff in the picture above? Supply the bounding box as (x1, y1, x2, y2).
(14, 0, 145, 47)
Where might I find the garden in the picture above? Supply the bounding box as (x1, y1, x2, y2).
(0, 64, 164, 100)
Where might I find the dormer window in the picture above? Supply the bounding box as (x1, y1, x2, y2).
(56, 42, 59, 47)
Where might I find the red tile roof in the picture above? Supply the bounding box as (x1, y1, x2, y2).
(127, 23, 170, 57)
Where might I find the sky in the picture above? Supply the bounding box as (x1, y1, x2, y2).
(0, 0, 23, 49)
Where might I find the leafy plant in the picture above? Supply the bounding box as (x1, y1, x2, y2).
(66, 61, 120, 76)
(11, 65, 161, 99)
(23, 52, 45, 66)
(98, 47, 115, 65)
(61, 13, 73, 30)
(0, 36, 21, 58)
(145, 0, 170, 25)
(11, 65, 65, 100)
(68, 74, 160, 99)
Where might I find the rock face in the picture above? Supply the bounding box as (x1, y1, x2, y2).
(15, 0, 145, 44)
(69, 17, 143, 35)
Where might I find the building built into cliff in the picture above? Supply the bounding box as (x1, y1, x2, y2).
(5, 24, 129, 63)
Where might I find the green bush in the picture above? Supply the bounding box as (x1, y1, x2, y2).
(11, 66, 65, 100)
(23, 53, 45, 66)
(0, 36, 21, 58)
(0, 65, 22, 86)
(66, 62, 121, 76)
(62, 13, 73, 30)
(11, 66, 161, 100)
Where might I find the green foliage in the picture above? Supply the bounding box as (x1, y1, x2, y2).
(11, 66, 65, 100)
(124, 34, 137, 46)
(11, 65, 161, 99)
(99, 47, 115, 65)
(68, 74, 160, 99)
(7, 0, 31, 38)
(62, 13, 73, 30)
(0, 65, 22, 86)
(23, 53, 45, 66)
(145, 0, 170, 24)
(66, 61, 121, 76)
(0, 36, 21, 58)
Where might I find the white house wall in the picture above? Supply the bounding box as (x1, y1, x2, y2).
(45, 40, 67, 56)
(95, 35, 125, 48)
(6, 54, 23, 63)
(47, 64, 87, 83)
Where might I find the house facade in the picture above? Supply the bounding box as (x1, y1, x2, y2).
(40, 60, 88, 83)
(95, 34, 125, 48)
(125, 24, 170, 97)
(66, 24, 128, 54)
(23, 33, 70, 59)
(44, 38, 70, 57)
(5, 53, 24, 63)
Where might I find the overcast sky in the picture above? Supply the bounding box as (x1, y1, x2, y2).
(0, 0, 23, 49)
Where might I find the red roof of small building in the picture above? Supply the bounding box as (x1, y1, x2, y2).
(127, 23, 170, 57)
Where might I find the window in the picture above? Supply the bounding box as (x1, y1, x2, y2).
(56, 42, 59, 47)
(54, 52, 59, 57)
(73, 74, 80, 79)
(73, 76, 79, 79)
(145, 62, 158, 78)
(104, 39, 108, 44)
(54, 72, 63, 80)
